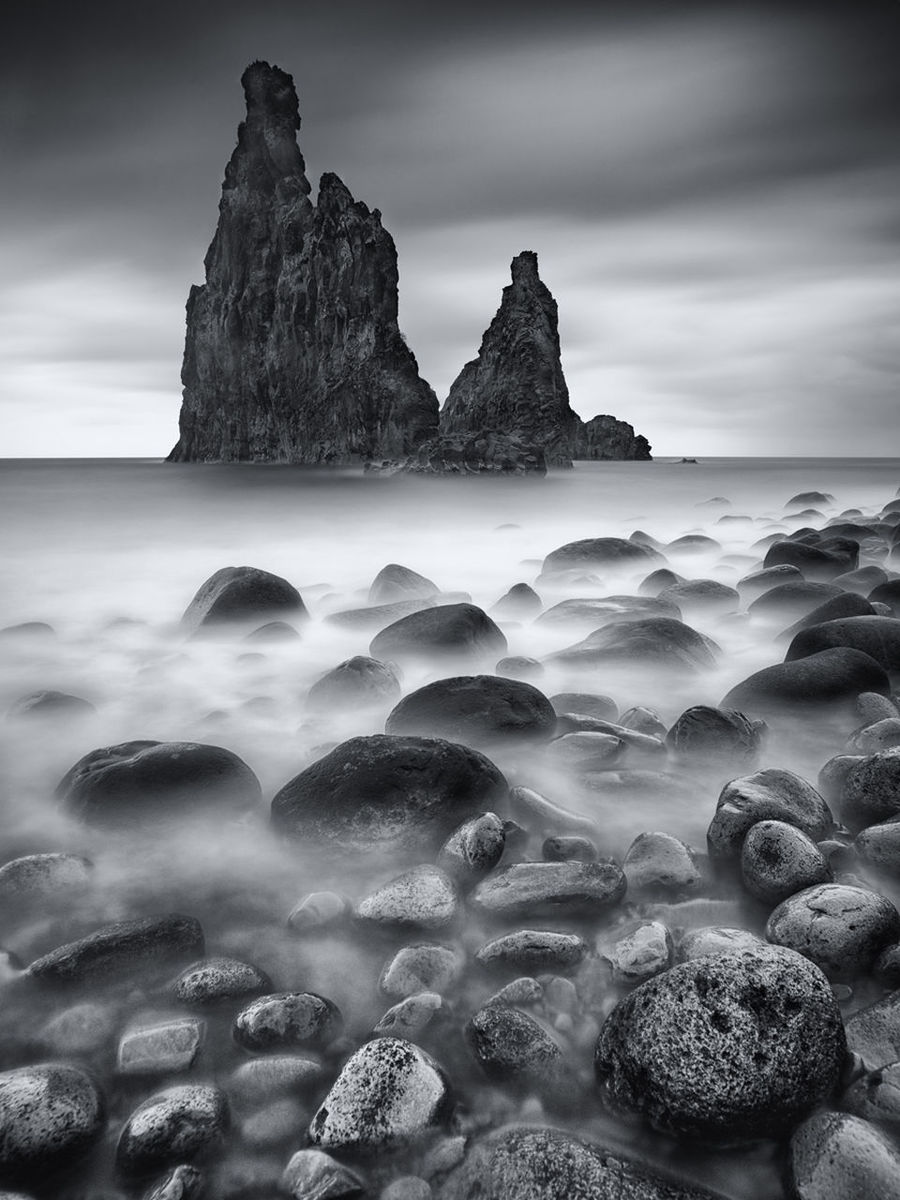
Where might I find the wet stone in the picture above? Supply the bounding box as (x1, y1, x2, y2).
(241, 1097, 308, 1150)
(486, 978, 543, 1007)
(604, 921, 673, 985)
(117, 1018, 205, 1075)
(355, 866, 459, 931)
(470, 860, 626, 919)
(374, 993, 443, 1040)
(308, 656, 401, 710)
(27, 914, 205, 985)
(845, 990, 900, 1068)
(677, 927, 767, 961)
(475, 930, 586, 974)
(39, 1001, 119, 1055)
(309, 1037, 452, 1154)
(740, 819, 833, 904)
(0, 1063, 105, 1181)
(856, 820, 900, 874)
(288, 891, 350, 933)
(850, 717, 900, 754)
(282, 1148, 366, 1198)
(142, 1164, 204, 1200)
(766, 883, 900, 980)
(380, 945, 465, 999)
(623, 831, 702, 897)
(843, 1061, 900, 1131)
(541, 835, 597, 862)
(464, 1005, 565, 1093)
(788, 1111, 900, 1200)
(381, 1177, 432, 1200)
(707, 768, 833, 861)
(838, 748, 900, 831)
(595, 945, 846, 1142)
(436, 813, 505, 886)
(117, 1084, 229, 1176)
(233, 993, 343, 1052)
(172, 957, 271, 1005)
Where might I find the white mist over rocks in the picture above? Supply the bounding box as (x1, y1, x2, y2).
(1, 456, 900, 1197)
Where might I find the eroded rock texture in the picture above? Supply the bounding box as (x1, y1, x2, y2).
(168, 61, 438, 463)
(574, 414, 652, 461)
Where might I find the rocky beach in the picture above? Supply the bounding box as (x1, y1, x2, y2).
(1, 457, 900, 1199)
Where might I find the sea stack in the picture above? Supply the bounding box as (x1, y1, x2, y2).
(441, 252, 579, 467)
(168, 62, 438, 464)
(575, 415, 651, 461)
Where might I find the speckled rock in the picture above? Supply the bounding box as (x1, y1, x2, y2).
(233, 993, 342, 1051)
(281, 1148, 365, 1199)
(470, 861, 625, 919)
(720, 648, 891, 720)
(595, 946, 846, 1141)
(355, 866, 458, 931)
(0, 1063, 104, 1181)
(706, 769, 833, 861)
(116, 1084, 228, 1176)
(845, 990, 900, 1068)
(374, 993, 443, 1040)
(370, 605, 507, 664)
(788, 1111, 900, 1200)
(766, 884, 900, 980)
(837, 748, 900, 831)
(604, 922, 673, 985)
(487, 978, 544, 1007)
(117, 1019, 205, 1075)
(271, 735, 507, 856)
(173, 957, 271, 1005)
(386, 675, 556, 746)
(143, 1164, 204, 1200)
(309, 1038, 452, 1153)
(475, 931, 586, 974)
(56, 741, 261, 826)
(740, 820, 833, 904)
(437, 1125, 728, 1200)
(380, 945, 465, 999)
(307, 657, 401, 709)
(437, 813, 505, 886)
(623, 832, 702, 897)
(465, 1006, 564, 1092)
(28, 914, 204, 984)
(0, 853, 92, 903)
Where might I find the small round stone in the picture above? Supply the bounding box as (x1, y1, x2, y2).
(475, 930, 586, 974)
(380, 945, 465, 999)
(172, 957, 271, 1005)
(0, 1063, 105, 1179)
(436, 814, 505, 886)
(287, 891, 349, 932)
(604, 921, 673, 985)
(355, 866, 459, 930)
(766, 884, 900, 980)
(233, 993, 343, 1051)
(740, 820, 832, 904)
(374, 994, 443, 1039)
(541, 836, 597, 862)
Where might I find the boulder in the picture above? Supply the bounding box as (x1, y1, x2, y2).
(785, 616, 900, 675)
(622, 832, 702, 897)
(707, 768, 833, 861)
(665, 706, 764, 766)
(325, 599, 436, 632)
(380, 945, 465, 999)
(836, 748, 900, 830)
(475, 931, 587, 974)
(28, 914, 204, 985)
(370, 604, 506, 663)
(0, 1063, 104, 1182)
(117, 1085, 228, 1176)
(233, 993, 342, 1051)
(470, 861, 626, 918)
(737, 565, 803, 597)
(763, 538, 858, 580)
(594, 946, 845, 1141)
(540, 538, 663, 580)
(870, 580, 900, 618)
(369, 565, 438, 605)
(766, 883, 900, 979)
(547, 618, 719, 673)
(181, 566, 307, 634)
(309, 1038, 452, 1153)
(464, 1006, 565, 1092)
(271, 735, 507, 855)
(385, 675, 556, 746)
(780, 591, 877, 640)
(56, 741, 261, 826)
(658, 580, 739, 613)
(536, 596, 680, 630)
(491, 583, 542, 621)
(6, 691, 95, 719)
(740, 820, 832, 903)
(172, 957, 271, 1006)
(437, 813, 505, 886)
(355, 866, 459, 931)
(788, 1111, 900, 1200)
(721, 648, 891, 718)
(549, 692, 618, 722)
(748, 581, 844, 620)
(307, 656, 401, 709)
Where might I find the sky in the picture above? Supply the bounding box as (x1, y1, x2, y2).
(2, 0, 899, 457)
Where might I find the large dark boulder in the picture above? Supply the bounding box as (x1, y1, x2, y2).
(706, 768, 833, 861)
(547, 618, 719, 673)
(785, 616, 900, 675)
(748, 581, 844, 620)
(541, 538, 663, 577)
(28, 914, 204, 985)
(780, 591, 877, 641)
(721, 648, 891, 718)
(370, 604, 506, 663)
(438, 1125, 727, 1200)
(385, 675, 556, 747)
(763, 537, 859, 580)
(56, 741, 261, 826)
(181, 566, 307, 634)
(594, 946, 845, 1142)
(307, 657, 401, 709)
(536, 595, 680, 629)
(666, 706, 764, 767)
(271, 735, 507, 854)
(870, 580, 900, 618)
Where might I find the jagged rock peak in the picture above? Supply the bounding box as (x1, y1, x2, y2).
(441, 251, 578, 467)
(168, 62, 438, 464)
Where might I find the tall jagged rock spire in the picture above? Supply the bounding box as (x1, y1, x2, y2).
(168, 62, 438, 463)
(440, 252, 579, 467)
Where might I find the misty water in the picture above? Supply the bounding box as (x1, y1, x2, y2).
(1, 456, 899, 1198)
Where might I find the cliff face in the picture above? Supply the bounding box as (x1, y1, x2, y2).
(440, 252, 579, 468)
(574, 415, 652, 460)
(168, 62, 438, 464)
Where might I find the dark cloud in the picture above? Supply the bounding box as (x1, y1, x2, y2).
(1, 1, 898, 453)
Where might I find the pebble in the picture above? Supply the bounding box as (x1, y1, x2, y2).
(227, 1055, 324, 1105)
(835, 747, 900, 830)
(117, 1018, 205, 1075)
(843, 1060, 900, 1130)
(287, 890, 350, 932)
(470, 861, 626, 918)
(0, 1063, 105, 1179)
(356, 866, 459, 930)
(475, 930, 586, 973)
(464, 1005, 565, 1094)
(309, 1038, 452, 1153)
(856, 820, 900, 874)
(845, 990, 900, 1068)
(0, 853, 92, 902)
(380, 944, 465, 998)
(622, 831, 702, 897)
(172, 957, 271, 1005)
(766, 883, 900, 980)
(788, 1110, 900, 1200)
(541, 835, 597, 862)
(486, 977, 543, 1006)
(436, 813, 505, 886)
(740, 819, 833, 903)
(374, 992, 443, 1039)
(117, 1084, 229, 1176)
(604, 921, 673, 984)
(233, 993, 343, 1051)
(143, 1164, 204, 1200)
(281, 1148, 365, 1199)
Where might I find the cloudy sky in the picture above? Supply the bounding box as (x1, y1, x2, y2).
(2, 0, 898, 456)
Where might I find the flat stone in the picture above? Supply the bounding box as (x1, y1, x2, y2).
(28, 914, 205, 985)
(470, 861, 626, 919)
(475, 931, 587, 974)
(117, 1019, 205, 1075)
(172, 957, 271, 1005)
(355, 866, 459, 931)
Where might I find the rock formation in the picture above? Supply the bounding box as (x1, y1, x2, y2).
(440, 252, 578, 467)
(168, 62, 438, 464)
(574, 414, 651, 460)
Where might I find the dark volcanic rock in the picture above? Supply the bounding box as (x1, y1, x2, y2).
(307, 656, 401, 709)
(780, 591, 877, 641)
(370, 604, 507, 663)
(594, 946, 846, 1142)
(766, 883, 900, 979)
(574, 414, 652, 461)
(706, 768, 833, 861)
(28, 914, 204, 985)
(763, 536, 859, 580)
(541, 537, 663, 576)
(665, 706, 764, 766)
(438, 1125, 727, 1200)
(870, 579, 900, 617)
(721, 648, 891, 718)
(748, 581, 845, 620)
(385, 675, 556, 746)
(369, 564, 438, 605)
(56, 740, 261, 826)
(0, 1063, 105, 1183)
(181, 566, 308, 633)
(785, 616, 900, 675)
(169, 62, 438, 463)
(548, 618, 719, 673)
(399, 431, 547, 475)
(439, 253, 578, 467)
(270, 734, 507, 854)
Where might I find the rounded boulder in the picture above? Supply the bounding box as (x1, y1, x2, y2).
(386, 675, 556, 747)
(0, 1063, 104, 1182)
(370, 604, 506, 664)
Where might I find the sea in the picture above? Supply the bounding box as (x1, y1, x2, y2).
(1, 456, 898, 1198)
